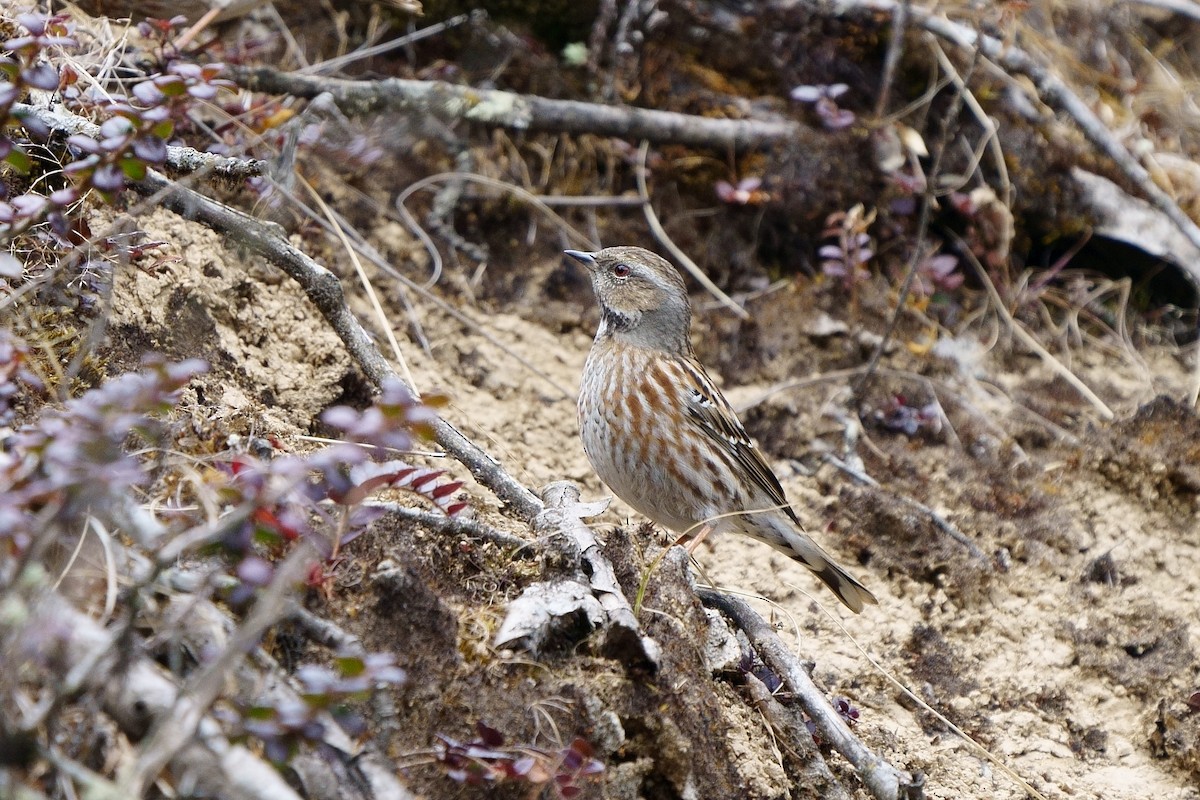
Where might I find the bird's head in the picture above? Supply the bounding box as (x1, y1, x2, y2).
(564, 246, 692, 353)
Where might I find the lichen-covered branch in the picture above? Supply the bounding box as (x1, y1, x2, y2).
(495, 482, 661, 672)
(226, 65, 800, 152)
(13, 102, 266, 179)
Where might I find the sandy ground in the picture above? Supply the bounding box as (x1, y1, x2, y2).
(106, 204, 1200, 799)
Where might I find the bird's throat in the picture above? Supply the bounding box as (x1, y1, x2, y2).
(598, 306, 637, 337)
(596, 305, 693, 355)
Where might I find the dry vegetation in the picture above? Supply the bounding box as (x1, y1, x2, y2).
(2, 1, 1200, 799)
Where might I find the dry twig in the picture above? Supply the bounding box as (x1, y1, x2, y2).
(496, 482, 661, 671)
(635, 141, 748, 318)
(12, 102, 265, 179)
(951, 232, 1115, 419)
(838, 0, 1200, 290)
(366, 501, 529, 550)
(128, 164, 545, 519)
(698, 589, 924, 800)
(25, 591, 303, 800)
(226, 65, 800, 152)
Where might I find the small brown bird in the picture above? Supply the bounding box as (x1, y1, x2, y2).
(567, 246, 877, 613)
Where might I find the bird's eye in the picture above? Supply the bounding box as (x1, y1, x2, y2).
(612, 264, 631, 278)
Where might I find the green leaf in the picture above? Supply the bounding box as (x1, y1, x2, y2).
(335, 655, 366, 677)
(4, 147, 31, 173)
(120, 157, 146, 180)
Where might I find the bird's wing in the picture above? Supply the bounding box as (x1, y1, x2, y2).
(675, 356, 800, 524)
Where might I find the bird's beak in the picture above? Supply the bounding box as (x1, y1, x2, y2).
(564, 250, 598, 271)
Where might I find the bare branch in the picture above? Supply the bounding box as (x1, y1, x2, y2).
(496, 482, 661, 671)
(226, 65, 800, 152)
(950, 231, 1116, 419)
(697, 589, 924, 800)
(25, 591, 303, 800)
(133, 165, 544, 520)
(13, 102, 266, 179)
(635, 141, 748, 318)
(366, 501, 531, 550)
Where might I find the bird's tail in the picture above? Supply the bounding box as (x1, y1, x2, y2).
(805, 555, 878, 614)
(772, 521, 878, 613)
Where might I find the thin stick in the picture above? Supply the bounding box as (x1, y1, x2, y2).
(698, 589, 922, 800)
(930, 39, 1012, 206)
(11, 102, 265, 179)
(299, 12, 474, 75)
(874, 0, 910, 119)
(635, 141, 748, 318)
(394, 170, 599, 287)
(1190, 342, 1200, 408)
(299, 176, 420, 395)
(365, 501, 530, 550)
(129, 167, 543, 520)
(952, 233, 1115, 419)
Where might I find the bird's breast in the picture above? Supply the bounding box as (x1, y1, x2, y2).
(577, 344, 717, 533)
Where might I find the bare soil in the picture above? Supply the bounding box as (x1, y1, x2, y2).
(106, 200, 1200, 799)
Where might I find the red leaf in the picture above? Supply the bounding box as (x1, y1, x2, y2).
(408, 470, 442, 490)
(475, 721, 504, 747)
(431, 481, 462, 499)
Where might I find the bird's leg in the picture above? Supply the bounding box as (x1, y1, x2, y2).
(676, 524, 713, 554)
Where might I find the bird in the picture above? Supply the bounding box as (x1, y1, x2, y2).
(566, 246, 878, 613)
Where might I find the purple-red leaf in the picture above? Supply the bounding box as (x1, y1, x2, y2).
(11, 193, 47, 218)
(14, 111, 50, 141)
(132, 80, 165, 105)
(99, 116, 134, 139)
(66, 134, 101, 154)
(49, 187, 78, 206)
(187, 83, 218, 101)
(91, 163, 126, 192)
(132, 135, 167, 164)
(0, 253, 22, 279)
(408, 471, 441, 490)
(475, 721, 504, 747)
(21, 63, 59, 90)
